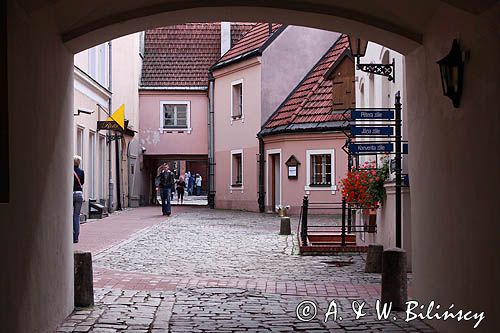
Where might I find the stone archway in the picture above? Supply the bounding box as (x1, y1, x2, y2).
(2, 1, 499, 332)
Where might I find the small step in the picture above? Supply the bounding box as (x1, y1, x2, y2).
(307, 232, 356, 244)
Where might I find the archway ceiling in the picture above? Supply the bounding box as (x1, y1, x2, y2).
(17, 0, 498, 54)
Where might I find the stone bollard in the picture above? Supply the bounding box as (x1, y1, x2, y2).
(280, 217, 291, 235)
(381, 247, 407, 310)
(365, 244, 384, 273)
(74, 251, 94, 307)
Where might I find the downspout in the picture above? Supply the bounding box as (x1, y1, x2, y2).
(258, 134, 265, 213)
(207, 73, 216, 208)
(111, 41, 122, 211)
(107, 41, 114, 212)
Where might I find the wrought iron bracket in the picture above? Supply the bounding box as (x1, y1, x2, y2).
(357, 57, 395, 82)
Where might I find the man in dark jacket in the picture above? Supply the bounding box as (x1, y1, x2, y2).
(73, 155, 85, 243)
(157, 163, 174, 216)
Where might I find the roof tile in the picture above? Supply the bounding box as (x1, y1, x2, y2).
(264, 35, 351, 129)
(141, 23, 254, 88)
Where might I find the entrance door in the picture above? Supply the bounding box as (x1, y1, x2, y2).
(270, 154, 281, 212)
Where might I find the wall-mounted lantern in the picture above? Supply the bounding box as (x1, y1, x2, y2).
(285, 155, 300, 179)
(437, 39, 464, 108)
(348, 35, 395, 82)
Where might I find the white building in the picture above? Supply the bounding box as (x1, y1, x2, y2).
(73, 33, 143, 217)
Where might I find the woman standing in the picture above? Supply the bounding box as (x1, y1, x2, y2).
(73, 155, 85, 243)
(176, 176, 186, 205)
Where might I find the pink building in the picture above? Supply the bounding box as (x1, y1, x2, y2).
(211, 25, 344, 212)
(139, 23, 252, 203)
(259, 35, 354, 214)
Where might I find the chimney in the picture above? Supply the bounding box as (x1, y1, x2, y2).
(221, 22, 231, 56)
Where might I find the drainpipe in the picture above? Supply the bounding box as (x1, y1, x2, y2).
(207, 73, 216, 208)
(258, 135, 265, 212)
(107, 41, 114, 212)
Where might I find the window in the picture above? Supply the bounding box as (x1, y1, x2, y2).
(76, 127, 84, 163)
(88, 131, 96, 198)
(88, 43, 108, 87)
(231, 80, 243, 119)
(160, 101, 191, 132)
(310, 154, 331, 186)
(305, 149, 337, 193)
(232, 153, 243, 186)
(230, 149, 244, 189)
(99, 135, 106, 199)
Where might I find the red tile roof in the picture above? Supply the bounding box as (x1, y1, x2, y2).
(141, 23, 254, 88)
(212, 23, 283, 69)
(263, 35, 351, 131)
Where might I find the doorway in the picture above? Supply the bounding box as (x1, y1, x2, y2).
(267, 149, 281, 212)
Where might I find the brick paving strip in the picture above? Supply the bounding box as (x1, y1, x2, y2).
(59, 207, 436, 332)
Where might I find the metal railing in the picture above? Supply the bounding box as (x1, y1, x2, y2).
(298, 196, 377, 247)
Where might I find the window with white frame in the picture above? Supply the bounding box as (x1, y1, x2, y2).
(310, 154, 332, 186)
(305, 149, 336, 192)
(88, 43, 108, 87)
(230, 150, 243, 188)
(76, 127, 84, 162)
(160, 101, 190, 131)
(88, 131, 96, 198)
(231, 80, 243, 119)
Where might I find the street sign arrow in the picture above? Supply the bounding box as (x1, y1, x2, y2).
(350, 126, 394, 136)
(351, 109, 394, 120)
(349, 143, 394, 154)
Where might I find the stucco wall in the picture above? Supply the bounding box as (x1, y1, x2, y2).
(213, 58, 262, 211)
(73, 89, 115, 208)
(0, 1, 74, 331)
(139, 90, 208, 156)
(406, 4, 499, 332)
(261, 27, 341, 124)
(263, 133, 348, 214)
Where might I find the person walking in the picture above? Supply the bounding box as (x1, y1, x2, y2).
(156, 163, 174, 216)
(73, 155, 85, 243)
(188, 171, 194, 195)
(176, 176, 186, 204)
(196, 173, 202, 196)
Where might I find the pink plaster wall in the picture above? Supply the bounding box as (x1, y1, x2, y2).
(213, 58, 262, 211)
(263, 132, 349, 214)
(139, 90, 208, 156)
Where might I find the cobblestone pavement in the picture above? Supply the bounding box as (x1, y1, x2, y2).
(59, 207, 436, 332)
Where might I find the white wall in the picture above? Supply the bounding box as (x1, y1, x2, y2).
(0, 1, 74, 331)
(407, 4, 499, 332)
(354, 43, 412, 269)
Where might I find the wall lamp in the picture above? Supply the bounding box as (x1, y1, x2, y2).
(437, 39, 464, 108)
(74, 108, 94, 116)
(348, 36, 395, 82)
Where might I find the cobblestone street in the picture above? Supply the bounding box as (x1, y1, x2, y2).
(59, 207, 436, 332)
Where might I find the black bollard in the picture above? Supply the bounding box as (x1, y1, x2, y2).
(381, 247, 407, 310)
(365, 244, 384, 273)
(74, 251, 94, 307)
(280, 217, 291, 235)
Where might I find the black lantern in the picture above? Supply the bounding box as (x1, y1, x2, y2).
(437, 39, 464, 108)
(348, 35, 395, 82)
(348, 36, 368, 58)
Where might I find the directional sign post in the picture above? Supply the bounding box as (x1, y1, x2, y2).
(350, 126, 394, 136)
(351, 109, 394, 120)
(343, 99, 406, 249)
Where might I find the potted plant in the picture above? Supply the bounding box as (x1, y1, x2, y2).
(340, 158, 389, 232)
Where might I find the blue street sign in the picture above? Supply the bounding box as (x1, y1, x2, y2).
(350, 126, 394, 136)
(349, 142, 409, 154)
(349, 143, 393, 153)
(351, 109, 394, 120)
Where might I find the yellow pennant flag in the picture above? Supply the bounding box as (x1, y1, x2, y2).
(106, 104, 125, 130)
